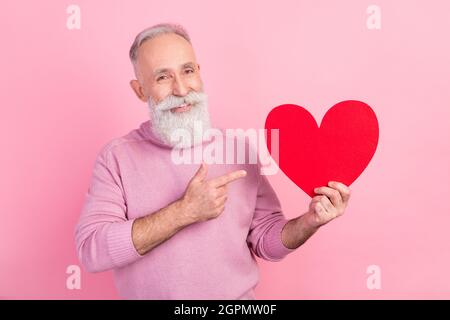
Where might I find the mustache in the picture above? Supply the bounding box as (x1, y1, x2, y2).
(151, 91, 207, 112)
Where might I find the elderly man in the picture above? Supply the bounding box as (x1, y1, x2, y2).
(75, 23, 351, 300)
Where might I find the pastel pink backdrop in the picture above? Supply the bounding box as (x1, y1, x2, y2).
(1, 0, 449, 299)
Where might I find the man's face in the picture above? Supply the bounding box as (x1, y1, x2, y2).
(130, 33, 211, 148)
(131, 33, 203, 110)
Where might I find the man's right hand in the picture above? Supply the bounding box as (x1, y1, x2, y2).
(179, 162, 247, 223)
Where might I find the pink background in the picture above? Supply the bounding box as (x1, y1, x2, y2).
(1, 0, 449, 299)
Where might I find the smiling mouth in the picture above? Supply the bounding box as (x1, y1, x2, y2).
(170, 103, 192, 113)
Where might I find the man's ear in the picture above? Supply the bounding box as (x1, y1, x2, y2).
(197, 63, 201, 71)
(130, 80, 148, 103)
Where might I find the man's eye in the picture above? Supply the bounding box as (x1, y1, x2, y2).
(157, 75, 168, 81)
(185, 69, 194, 74)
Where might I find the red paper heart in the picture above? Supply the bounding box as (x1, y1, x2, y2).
(265, 100, 379, 197)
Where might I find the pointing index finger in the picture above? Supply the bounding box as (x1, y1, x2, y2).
(209, 170, 247, 187)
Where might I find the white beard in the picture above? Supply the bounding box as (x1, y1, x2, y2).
(147, 90, 211, 148)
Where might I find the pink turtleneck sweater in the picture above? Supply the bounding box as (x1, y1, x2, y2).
(75, 120, 295, 299)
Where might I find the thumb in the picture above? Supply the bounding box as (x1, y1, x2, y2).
(192, 162, 208, 182)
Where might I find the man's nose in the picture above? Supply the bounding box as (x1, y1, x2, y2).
(172, 75, 189, 97)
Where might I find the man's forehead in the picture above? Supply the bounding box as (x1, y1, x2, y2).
(136, 34, 197, 75)
(138, 34, 194, 59)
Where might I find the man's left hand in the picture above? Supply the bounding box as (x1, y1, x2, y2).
(305, 181, 351, 228)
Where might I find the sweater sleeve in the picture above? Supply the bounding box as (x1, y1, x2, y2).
(75, 147, 143, 273)
(246, 173, 296, 262)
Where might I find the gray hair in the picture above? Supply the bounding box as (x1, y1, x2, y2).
(129, 23, 191, 66)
